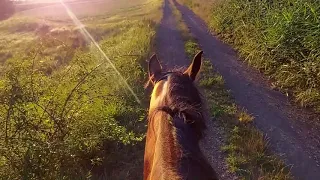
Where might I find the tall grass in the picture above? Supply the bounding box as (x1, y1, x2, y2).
(181, 0, 320, 113)
(0, 0, 162, 179)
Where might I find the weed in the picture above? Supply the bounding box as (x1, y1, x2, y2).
(238, 110, 254, 124)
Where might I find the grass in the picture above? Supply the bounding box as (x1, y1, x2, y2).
(169, 0, 292, 179)
(200, 48, 292, 180)
(177, 0, 215, 23)
(15, 0, 147, 20)
(0, 0, 162, 179)
(179, 0, 320, 114)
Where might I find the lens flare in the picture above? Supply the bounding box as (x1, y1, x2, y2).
(59, 0, 141, 104)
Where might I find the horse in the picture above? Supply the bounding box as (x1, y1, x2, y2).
(144, 51, 218, 180)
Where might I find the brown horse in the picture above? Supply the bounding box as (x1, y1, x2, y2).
(144, 51, 218, 180)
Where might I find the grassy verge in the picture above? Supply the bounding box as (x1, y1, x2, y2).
(178, 0, 320, 114)
(176, 0, 215, 23)
(169, 0, 292, 179)
(0, 0, 162, 179)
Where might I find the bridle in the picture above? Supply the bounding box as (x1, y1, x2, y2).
(153, 72, 185, 120)
(151, 71, 204, 143)
(155, 72, 174, 84)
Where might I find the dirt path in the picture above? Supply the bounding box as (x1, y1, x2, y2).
(170, 0, 320, 179)
(154, 0, 188, 68)
(155, 0, 237, 179)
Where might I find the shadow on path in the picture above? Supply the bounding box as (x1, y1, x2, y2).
(155, 0, 188, 68)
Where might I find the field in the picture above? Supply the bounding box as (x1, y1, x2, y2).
(0, 0, 162, 179)
(179, 0, 320, 114)
(16, 0, 147, 19)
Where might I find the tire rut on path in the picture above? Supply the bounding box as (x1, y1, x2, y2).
(172, 0, 320, 179)
(155, 0, 238, 179)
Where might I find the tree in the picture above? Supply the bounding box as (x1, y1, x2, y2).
(0, 0, 14, 20)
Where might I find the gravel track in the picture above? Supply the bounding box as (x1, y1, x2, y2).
(155, 0, 238, 179)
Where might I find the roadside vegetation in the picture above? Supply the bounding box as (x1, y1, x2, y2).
(169, 0, 292, 179)
(0, 0, 162, 179)
(179, 0, 320, 114)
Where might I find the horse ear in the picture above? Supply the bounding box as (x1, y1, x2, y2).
(148, 54, 162, 83)
(184, 51, 203, 81)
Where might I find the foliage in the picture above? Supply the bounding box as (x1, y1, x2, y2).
(0, 0, 162, 179)
(177, 0, 215, 23)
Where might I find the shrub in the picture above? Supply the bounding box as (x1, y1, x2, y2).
(0, 18, 156, 179)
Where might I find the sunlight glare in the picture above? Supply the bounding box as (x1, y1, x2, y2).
(59, 0, 141, 104)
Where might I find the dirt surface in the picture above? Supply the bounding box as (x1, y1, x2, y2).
(155, 0, 238, 179)
(170, 0, 320, 179)
(154, 0, 188, 68)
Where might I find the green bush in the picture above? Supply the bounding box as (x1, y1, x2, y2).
(0, 51, 144, 179)
(209, 0, 320, 112)
(0, 17, 157, 179)
(1, 0, 162, 178)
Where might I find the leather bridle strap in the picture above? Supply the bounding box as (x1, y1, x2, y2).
(155, 72, 174, 84)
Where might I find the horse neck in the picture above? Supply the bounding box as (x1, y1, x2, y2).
(144, 111, 181, 180)
(172, 115, 214, 179)
(145, 110, 218, 180)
